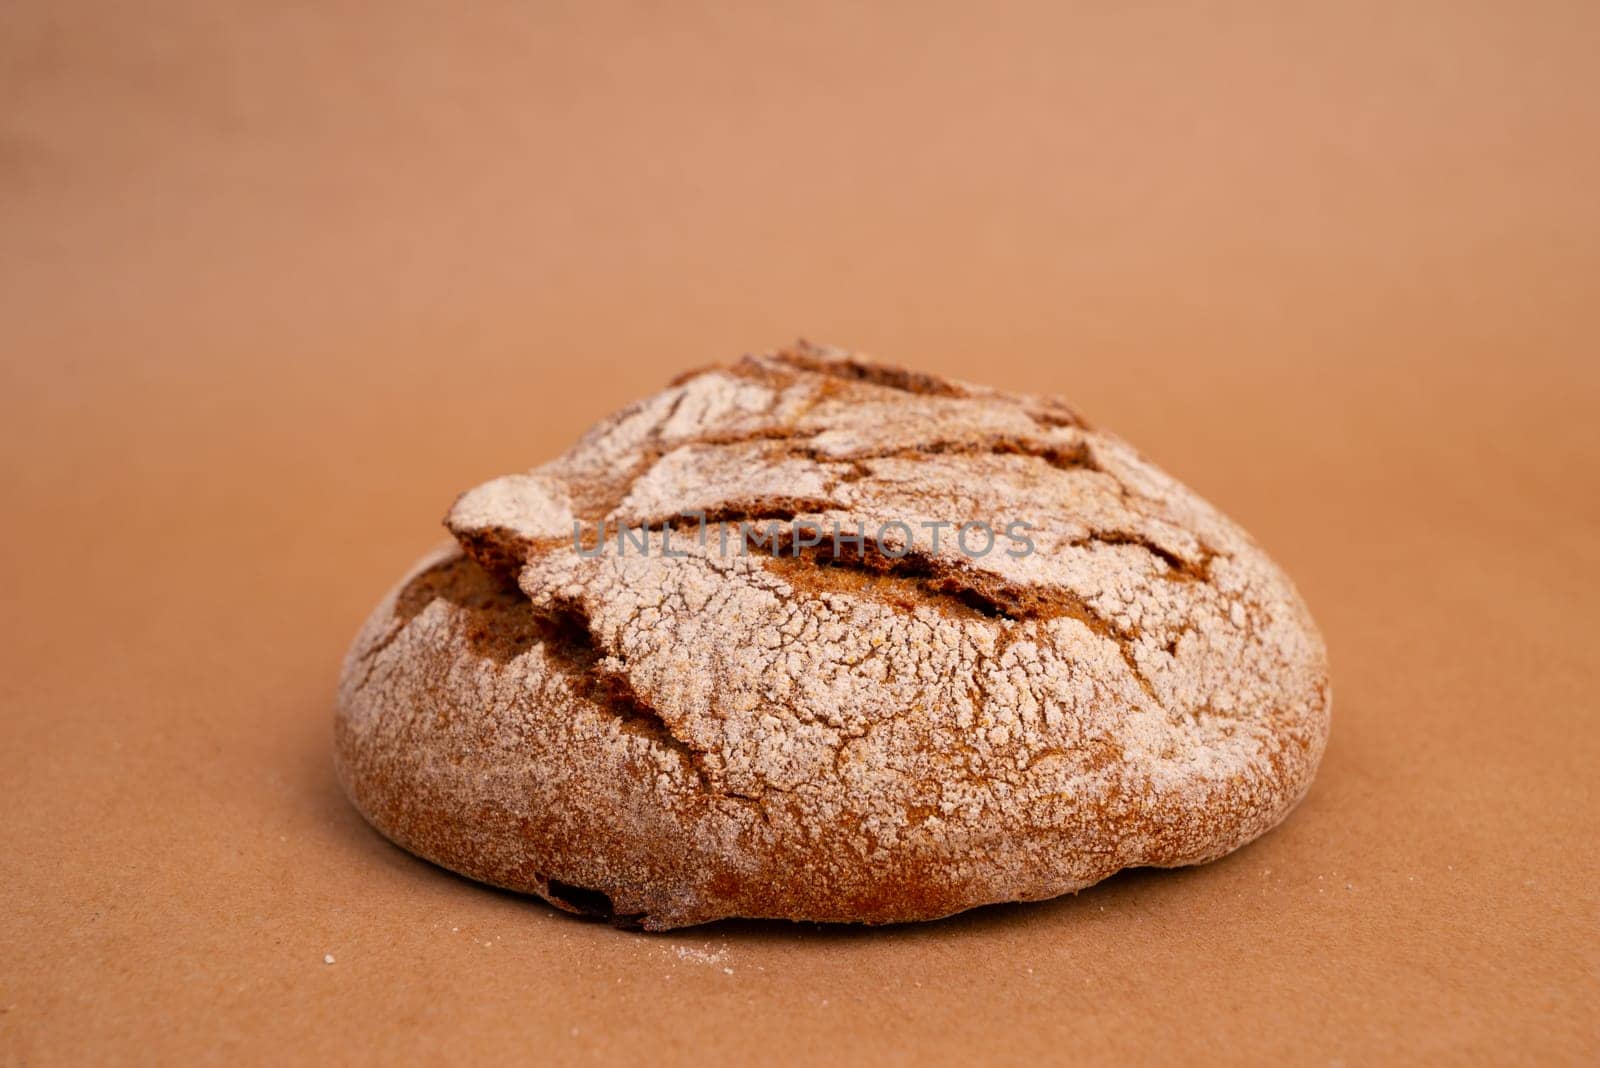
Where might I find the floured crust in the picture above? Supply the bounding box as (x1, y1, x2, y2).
(335, 342, 1331, 929)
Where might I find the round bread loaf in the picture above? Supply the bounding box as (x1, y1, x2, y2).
(336, 342, 1330, 929)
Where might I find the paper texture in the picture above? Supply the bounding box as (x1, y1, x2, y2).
(3, 2, 1595, 1063)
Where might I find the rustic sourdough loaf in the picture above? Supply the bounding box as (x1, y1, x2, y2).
(336, 342, 1330, 929)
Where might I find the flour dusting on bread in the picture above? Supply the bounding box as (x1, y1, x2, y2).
(336, 342, 1330, 929)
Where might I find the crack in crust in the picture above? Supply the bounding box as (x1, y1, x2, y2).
(864, 433, 1099, 472)
(628, 498, 1187, 696)
(759, 346, 970, 397)
(1068, 530, 1216, 583)
(591, 494, 1176, 720)
(392, 555, 715, 790)
(564, 429, 1104, 526)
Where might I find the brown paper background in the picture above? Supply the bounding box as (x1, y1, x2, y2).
(3, 2, 1597, 1063)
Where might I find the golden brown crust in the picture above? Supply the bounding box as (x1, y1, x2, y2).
(335, 342, 1331, 929)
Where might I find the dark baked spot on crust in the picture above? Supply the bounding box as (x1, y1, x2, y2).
(535, 876, 647, 928)
(544, 878, 615, 917)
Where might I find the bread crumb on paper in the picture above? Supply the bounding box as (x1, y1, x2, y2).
(670, 944, 729, 966)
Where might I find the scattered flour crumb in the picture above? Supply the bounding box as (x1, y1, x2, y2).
(323, 954, 335, 965)
(670, 944, 729, 966)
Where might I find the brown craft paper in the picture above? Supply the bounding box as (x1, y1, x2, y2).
(3, 2, 1596, 1063)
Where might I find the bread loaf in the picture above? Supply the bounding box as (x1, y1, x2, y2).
(336, 342, 1330, 929)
